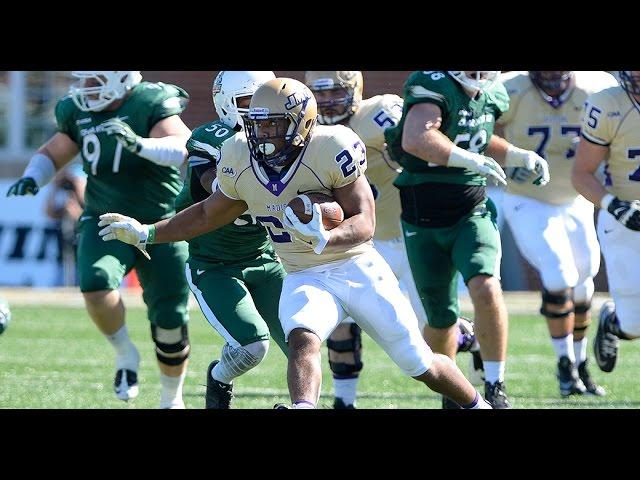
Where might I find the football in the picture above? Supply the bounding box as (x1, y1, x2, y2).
(287, 192, 344, 230)
(0, 297, 11, 335)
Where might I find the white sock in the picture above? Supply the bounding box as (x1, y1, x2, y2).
(292, 400, 315, 409)
(105, 325, 139, 371)
(551, 334, 575, 362)
(333, 377, 359, 406)
(573, 337, 588, 365)
(160, 372, 186, 408)
(463, 391, 492, 409)
(212, 361, 234, 386)
(483, 361, 505, 384)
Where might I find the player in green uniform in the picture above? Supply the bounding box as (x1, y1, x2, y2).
(174, 71, 289, 409)
(385, 71, 550, 408)
(6, 71, 193, 408)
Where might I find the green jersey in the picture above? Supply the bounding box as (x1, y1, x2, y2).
(175, 121, 272, 269)
(385, 71, 509, 187)
(55, 81, 189, 224)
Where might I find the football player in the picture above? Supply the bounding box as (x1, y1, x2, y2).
(572, 71, 640, 373)
(385, 71, 551, 408)
(176, 71, 290, 408)
(305, 71, 480, 409)
(99, 78, 492, 409)
(7, 71, 192, 408)
(497, 71, 617, 397)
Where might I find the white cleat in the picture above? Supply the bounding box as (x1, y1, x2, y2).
(114, 369, 139, 402)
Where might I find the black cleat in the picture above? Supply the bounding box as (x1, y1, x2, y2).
(441, 396, 461, 409)
(114, 369, 139, 401)
(557, 356, 586, 397)
(333, 398, 356, 409)
(578, 360, 606, 396)
(485, 381, 512, 409)
(273, 403, 291, 409)
(594, 301, 620, 373)
(205, 360, 233, 409)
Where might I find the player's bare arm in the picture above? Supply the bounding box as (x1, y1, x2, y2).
(325, 174, 376, 252)
(6, 132, 79, 197)
(401, 103, 450, 165)
(571, 139, 610, 206)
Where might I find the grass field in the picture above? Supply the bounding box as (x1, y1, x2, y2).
(1, 304, 639, 409)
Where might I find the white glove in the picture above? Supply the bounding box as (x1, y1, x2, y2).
(98, 213, 151, 259)
(448, 146, 507, 186)
(282, 204, 331, 255)
(505, 145, 550, 186)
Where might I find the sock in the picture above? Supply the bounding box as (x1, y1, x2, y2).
(105, 325, 139, 371)
(461, 391, 492, 409)
(292, 400, 315, 409)
(212, 361, 234, 386)
(160, 372, 186, 408)
(483, 361, 505, 384)
(573, 337, 588, 364)
(333, 376, 359, 406)
(551, 333, 575, 362)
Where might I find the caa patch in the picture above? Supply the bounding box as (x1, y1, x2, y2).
(221, 166, 236, 177)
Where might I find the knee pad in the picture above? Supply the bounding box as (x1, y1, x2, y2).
(218, 340, 270, 379)
(574, 278, 595, 306)
(151, 324, 190, 366)
(327, 323, 363, 378)
(540, 289, 574, 319)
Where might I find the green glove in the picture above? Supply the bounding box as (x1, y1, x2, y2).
(100, 118, 140, 153)
(6, 177, 39, 196)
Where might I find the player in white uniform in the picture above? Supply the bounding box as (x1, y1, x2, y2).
(305, 71, 480, 408)
(98, 77, 491, 409)
(497, 71, 617, 396)
(572, 71, 640, 374)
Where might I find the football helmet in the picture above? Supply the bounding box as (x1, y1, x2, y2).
(69, 71, 142, 112)
(530, 71, 573, 94)
(212, 71, 276, 129)
(619, 71, 640, 96)
(243, 78, 317, 168)
(304, 71, 363, 125)
(449, 71, 500, 94)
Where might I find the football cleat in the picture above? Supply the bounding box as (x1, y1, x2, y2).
(206, 360, 233, 409)
(577, 360, 606, 396)
(273, 403, 291, 409)
(556, 356, 586, 397)
(114, 369, 139, 402)
(333, 398, 356, 409)
(594, 301, 620, 373)
(484, 381, 512, 409)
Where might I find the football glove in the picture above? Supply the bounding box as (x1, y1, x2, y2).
(282, 204, 331, 255)
(602, 194, 640, 231)
(448, 146, 507, 186)
(505, 145, 550, 186)
(6, 177, 39, 196)
(100, 118, 140, 153)
(98, 213, 151, 259)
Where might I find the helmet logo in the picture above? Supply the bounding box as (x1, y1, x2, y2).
(248, 107, 270, 119)
(285, 92, 308, 110)
(212, 72, 224, 94)
(312, 78, 335, 90)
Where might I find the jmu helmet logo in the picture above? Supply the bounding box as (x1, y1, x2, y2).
(285, 91, 309, 110)
(212, 71, 224, 94)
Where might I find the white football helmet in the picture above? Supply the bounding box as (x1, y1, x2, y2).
(69, 71, 142, 112)
(448, 71, 500, 94)
(212, 71, 276, 129)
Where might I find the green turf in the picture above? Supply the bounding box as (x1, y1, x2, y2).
(1, 305, 638, 409)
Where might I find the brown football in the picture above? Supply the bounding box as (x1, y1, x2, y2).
(287, 192, 344, 230)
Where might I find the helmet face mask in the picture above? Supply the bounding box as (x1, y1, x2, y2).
(243, 78, 317, 169)
(305, 71, 363, 125)
(530, 71, 573, 96)
(619, 71, 640, 96)
(69, 71, 142, 112)
(449, 71, 500, 94)
(212, 71, 276, 129)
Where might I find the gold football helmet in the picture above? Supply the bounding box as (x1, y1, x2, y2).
(243, 78, 317, 168)
(304, 71, 363, 125)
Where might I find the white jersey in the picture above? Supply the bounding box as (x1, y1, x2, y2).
(217, 124, 372, 273)
(498, 71, 618, 205)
